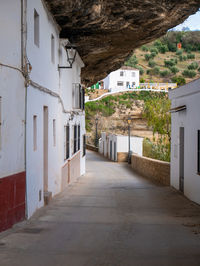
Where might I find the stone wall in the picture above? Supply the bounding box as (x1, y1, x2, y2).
(131, 154, 170, 186)
(117, 152, 128, 162)
(86, 144, 98, 152)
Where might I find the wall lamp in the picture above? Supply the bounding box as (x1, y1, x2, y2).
(58, 44, 77, 69)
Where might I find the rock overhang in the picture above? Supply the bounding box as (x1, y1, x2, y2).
(45, 0, 200, 86)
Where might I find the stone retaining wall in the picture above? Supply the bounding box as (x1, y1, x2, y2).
(131, 154, 170, 186)
(86, 144, 98, 152)
(117, 152, 128, 162)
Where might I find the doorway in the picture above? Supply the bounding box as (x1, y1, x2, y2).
(43, 106, 48, 193)
(179, 127, 184, 192)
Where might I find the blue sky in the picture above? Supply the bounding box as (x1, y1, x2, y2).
(174, 11, 200, 31)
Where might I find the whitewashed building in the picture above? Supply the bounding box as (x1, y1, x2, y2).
(99, 133, 143, 162)
(169, 79, 200, 205)
(103, 66, 140, 92)
(0, 0, 86, 231)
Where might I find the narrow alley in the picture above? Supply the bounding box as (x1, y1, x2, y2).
(0, 150, 200, 266)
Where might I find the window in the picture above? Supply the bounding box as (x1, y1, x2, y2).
(132, 72, 136, 77)
(72, 84, 85, 110)
(33, 115, 37, 151)
(64, 125, 70, 160)
(74, 125, 77, 154)
(0, 97, 2, 150)
(126, 82, 130, 88)
(53, 119, 56, 147)
(51, 34, 55, 63)
(117, 81, 123, 86)
(120, 71, 124, 77)
(34, 9, 40, 47)
(198, 130, 200, 173)
(78, 125, 80, 150)
(83, 134, 86, 157)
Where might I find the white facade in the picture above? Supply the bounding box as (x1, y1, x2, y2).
(0, 0, 86, 229)
(103, 66, 139, 92)
(169, 79, 200, 205)
(99, 133, 143, 161)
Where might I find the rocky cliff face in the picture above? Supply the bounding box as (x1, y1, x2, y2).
(45, 0, 200, 85)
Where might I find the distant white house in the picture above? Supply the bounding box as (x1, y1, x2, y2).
(169, 79, 200, 205)
(99, 132, 143, 162)
(103, 66, 140, 92)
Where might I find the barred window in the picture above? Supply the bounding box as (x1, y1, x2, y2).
(74, 125, 77, 154)
(83, 134, 86, 157)
(78, 125, 80, 150)
(64, 125, 70, 160)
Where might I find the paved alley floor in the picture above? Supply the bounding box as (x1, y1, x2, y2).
(0, 150, 200, 266)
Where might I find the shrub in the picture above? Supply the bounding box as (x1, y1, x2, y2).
(136, 66, 144, 75)
(151, 52, 157, 58)
(187, 53, 195, 59)
(143, 138, 170, 162)
(158, 45, 168, 54)
(144, 53, 153, 61)
(160, 70, 171, 77)
(171, 76, 186, 86)
(153, 40, 162, 48)
(148, 60, 156, 67)
(125, 54, 138, 67)
(167, 43, 177, 52)
(150, 48, 158, 54)
(164, 59, 176, 67)
(176, 49, 183, 56)
(140, 78, 145, 83)
(141, 45, 148, 51)
(179, 55, 183, 61)
(188, 62, 198, 70)
(182, 69, 196, 78)
(147, 67, 160, 76)
(198, 67, 200, 73)
(170, 66, 179, 74)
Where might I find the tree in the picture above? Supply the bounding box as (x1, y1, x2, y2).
(143, 97, 171, 142)
(143, 97, 171, 162)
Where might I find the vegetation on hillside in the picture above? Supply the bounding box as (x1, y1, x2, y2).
(125, 31, 200, 85)
(85, 91, 167, 132)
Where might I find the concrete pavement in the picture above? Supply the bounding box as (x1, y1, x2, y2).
(0, 150, 200, 266)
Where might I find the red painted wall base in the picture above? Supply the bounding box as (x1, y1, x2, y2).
(0, 172, 26, 232)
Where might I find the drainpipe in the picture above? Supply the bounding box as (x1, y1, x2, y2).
(21, 0, 28, 219)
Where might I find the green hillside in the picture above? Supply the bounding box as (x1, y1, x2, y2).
(125, 31, 200, 85)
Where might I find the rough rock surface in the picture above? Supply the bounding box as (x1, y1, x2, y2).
(45, 0, 200, 85)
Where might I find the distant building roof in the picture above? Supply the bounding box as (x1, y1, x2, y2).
(120, 66, 139, 71)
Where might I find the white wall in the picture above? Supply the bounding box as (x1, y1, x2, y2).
(169, 79, 200, 205)
(117, 136, 143, 156)
(26, 0, 60, 93)
(103, 133, 143, 161)
(0, 0, 25, 178)
(25, 0, 85, 217)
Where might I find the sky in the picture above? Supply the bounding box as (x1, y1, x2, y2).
(174, 11, 200, 31)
